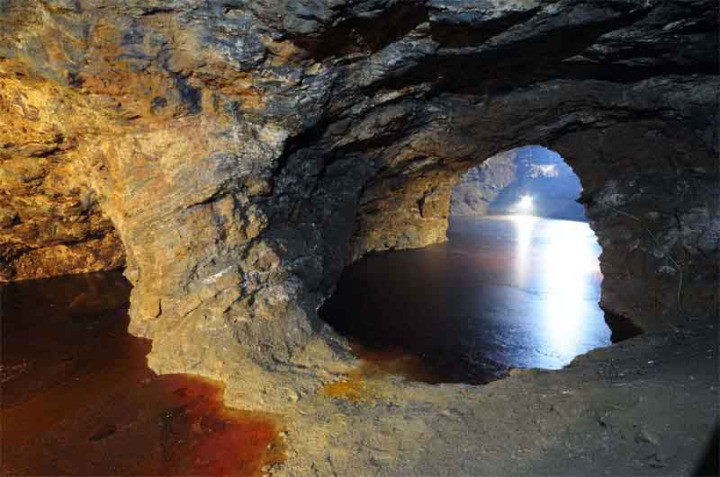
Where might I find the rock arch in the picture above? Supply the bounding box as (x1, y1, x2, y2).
(0, 0, 717, 410)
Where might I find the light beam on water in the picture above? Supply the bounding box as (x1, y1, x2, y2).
(321, 216, 612, 384)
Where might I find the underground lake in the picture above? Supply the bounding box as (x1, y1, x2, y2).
(321, 215, 617, 384)
(0, 272, 284, 476)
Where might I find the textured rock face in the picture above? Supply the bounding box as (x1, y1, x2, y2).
(0, 66, 125, 280)
(451, 148, 518, 217)
(1, 0, 718, 405)
(587, 173, 719, 329)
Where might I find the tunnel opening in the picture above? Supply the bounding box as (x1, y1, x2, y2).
(320, 146, 640, 385)
(451, 146, 587, 222)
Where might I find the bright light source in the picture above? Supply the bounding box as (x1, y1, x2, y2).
(516, 195, 534, 215)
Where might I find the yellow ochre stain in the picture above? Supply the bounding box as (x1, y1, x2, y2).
(321, 370, 370, 402)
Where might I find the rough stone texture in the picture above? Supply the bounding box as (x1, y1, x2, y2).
(2, 1, 719, 475)
(451, 148, 518, 217)
(586, 173, 720, 331)
(0, 65, 125, 280)
(274, 319, 717, 476)
(1, 0, 718, 450)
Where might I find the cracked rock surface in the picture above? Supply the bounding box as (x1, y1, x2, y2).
(1, 0, 718, 474)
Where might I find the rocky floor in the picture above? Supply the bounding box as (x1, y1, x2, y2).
(263, 318, 718, 476)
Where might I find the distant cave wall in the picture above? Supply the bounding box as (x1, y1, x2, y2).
(0, 69, 125, 282)
(450, 146, 586, 221)
(349, 168, 458, 261)
(0, 168, 125, 282)
(450, 150, 518, 217)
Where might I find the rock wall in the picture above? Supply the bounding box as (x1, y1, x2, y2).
(0, 0, 717, 405)
(450, 149, 518, 217)
(586, 173, 719, 330)
(0, 64, 125, 280)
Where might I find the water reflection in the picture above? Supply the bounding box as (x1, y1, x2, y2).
(1, 272, 283, 476)
(511, 217, 605, 367)
(320, 216, 611, 384)
(512, 215, 536, 287)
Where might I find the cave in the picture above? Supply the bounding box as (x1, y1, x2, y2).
(1, 1, 718, 476)
(319, 145, 626, 385)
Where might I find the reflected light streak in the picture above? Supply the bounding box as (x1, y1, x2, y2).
(511, 218, 604, 365)
(511, 215, 537, 288)
(540, 221, 602, 362)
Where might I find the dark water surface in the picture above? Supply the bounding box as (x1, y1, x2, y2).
(0, 271, 282, 476)
(321, 216, 612, 384)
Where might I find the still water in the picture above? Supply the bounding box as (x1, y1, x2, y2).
(0, 272, 282, 476)
(320, 216, 613, 384)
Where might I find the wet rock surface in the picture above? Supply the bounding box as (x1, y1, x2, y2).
(1, 1, 718, 474)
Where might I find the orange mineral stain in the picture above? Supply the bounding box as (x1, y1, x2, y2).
(321, 344, 439, 402)
(321, 371, 368, 402)
(1, 271, 284, 476)
(351, 345, 441, 383)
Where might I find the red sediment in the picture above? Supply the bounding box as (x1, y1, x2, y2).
(1, 272, 284, 476)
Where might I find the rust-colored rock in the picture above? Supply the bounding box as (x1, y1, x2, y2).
(0, 65, 125, 280)
(0, 4, 717, 474)
(0, 0, 716, 372)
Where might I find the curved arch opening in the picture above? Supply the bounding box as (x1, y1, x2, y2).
(320, 146, 638, 384)
(451, 146, 586, 221)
